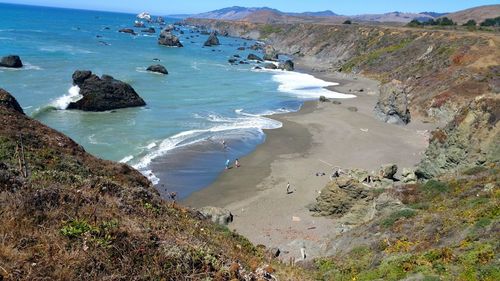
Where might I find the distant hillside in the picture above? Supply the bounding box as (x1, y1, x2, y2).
(352, 11, 435, 23)
(442, 4, 500, 24)
(191, 6, 280, 21)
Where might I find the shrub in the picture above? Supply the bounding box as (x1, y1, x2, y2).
(60, 219, 96, 238)
(423, 180, 449, 194)
(480, 17, 500, 27)
(463, 19, 477, 26)
(382, 209, 417, 227)
(463, 166, 487, 175)
(343, 20, 352, 24)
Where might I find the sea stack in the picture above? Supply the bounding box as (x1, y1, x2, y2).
(203, 31, 220, 47)
(146, 64, 168, 74)
(158, 28, 183, 47)
(0, 55, 23, 68)
(67, 70, 146, 111)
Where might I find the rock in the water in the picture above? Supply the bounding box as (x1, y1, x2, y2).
(67, 70, 146, 111)
(278, 60, 294, 71)
(247, 53, 263, 61)
(0, 88, 24, 114)
(379, 164, 398, 179)
(0, 55, 23, 68)
(374, 80, 411, 125)
(203, 31, 220, 47)
(146, 64, 168, 74)
(228, 58, 237, 64)
(263, 45, 279, 61)
(198, 206, 233, 225)
(158, 29, 183, 47)
(237, 46, 246, 51)
(263, 63, 277, 70)
(118, 28, 136, 35)
(134, 21, 145, 28)
(141, 27, 156, 33)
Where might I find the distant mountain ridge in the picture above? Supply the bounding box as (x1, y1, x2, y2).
(183, 6, 447, 23)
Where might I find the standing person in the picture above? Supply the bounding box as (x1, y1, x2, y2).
(286, 182, 292, 194)
(235, 158, 240, 168)
(222, 140, 227, 151)
(225, 159, 230, 170)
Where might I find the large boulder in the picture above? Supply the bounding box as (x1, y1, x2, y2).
(158, 29, 183, 47)
(67, 70, 146, 111)
(308, 176, 373, 217)
(197, 206, 233, 225)
(0, 55, 23, 68)
(203, 31, 220, 47)
(146, 64, 168, 74)
(247, 54, 263, 61)
(278, 60, 294, 71)
(379, 164, 398, 179)
(141, 27, 156, 33)
(0, 88, 24, 114)
(263, 45, 279, 61)
(263, 63, 277, 70)
(374, 80, 411, 125)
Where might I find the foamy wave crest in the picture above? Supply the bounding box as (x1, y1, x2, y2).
(39, 45, 95, 55)
(143, 170, 160, 185)
(119, 155, 134, 163)
(53, 85, 82, 110)
(254, 69, 356, 99)
(132, 112, 282, 176)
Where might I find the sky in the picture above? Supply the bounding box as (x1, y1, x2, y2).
(0, 0, 498, 15)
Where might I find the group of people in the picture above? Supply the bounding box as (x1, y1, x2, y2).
(221, 140, 241, 170)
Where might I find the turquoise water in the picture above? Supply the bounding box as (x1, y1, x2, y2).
(0, 3, 354, 198)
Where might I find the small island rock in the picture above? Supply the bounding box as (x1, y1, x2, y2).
(146, 64, 168, 74)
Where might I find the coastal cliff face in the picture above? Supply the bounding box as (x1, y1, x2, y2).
(0, 89, 305, 280)
(184, 19, 499, 123)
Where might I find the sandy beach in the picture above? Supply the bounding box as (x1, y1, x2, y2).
(182, 71, 437, 260)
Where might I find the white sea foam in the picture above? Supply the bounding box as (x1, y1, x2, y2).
(147, 142, 157, 149)
(272, 71, 356, 99)
(52, 85, 82, 110)
(143, 170, 160, 185)
(0, 62, 42, 71)
(39, 45, 95, 55)
(132, 112, 282, 175)
(119, 155, 134, 163)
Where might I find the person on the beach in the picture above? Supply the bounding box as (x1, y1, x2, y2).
(286, 182, 292, 194)
(235, 158, 240, 168)
(225, 159, 230, 170)
(222, 140, 227, 150)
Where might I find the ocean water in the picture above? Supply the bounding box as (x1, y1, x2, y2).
(0, 3, 355, 198)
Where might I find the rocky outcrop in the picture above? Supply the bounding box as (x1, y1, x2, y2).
(379, 163, 398, 179)
(263, 45, 279, 61)
(278, 60, 294, 71)
(0, 55, 23, 68)
(197, 206, 233, 225)
(203, 31, 220, 46)
(158, 29, 183, 47)
(374, 80, 411, 125)
(308, 176, 373, 217)
(67, 70, 146, 111)
(146, 64, 168, 74)
(247, 53, 263, 61)
(0, 88, 24, 114)
(118, 28, 136, 35)
(417, 96, 499, 179)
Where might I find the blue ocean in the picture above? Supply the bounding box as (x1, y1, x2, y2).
(0, 3, 354, 198)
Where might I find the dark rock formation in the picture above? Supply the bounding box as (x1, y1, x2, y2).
(247, 54, 263, 61)
(118, 28, 136, 35)
(263, 63, 277, 70)
(67, 70, 146, 111)
(146, 64, 168, 74)
(203, 31, 220, 47)
(0, 55, 23, 68)
(237, 47, 246, 51)
(417, 96, 499, 179)
(158, 29, 183, 47)
(0, 88, 24, 114)
(379, 164, 398, 179)
(141, 27, 156, 33)
(228, 58, 237, 64)
(374, 80, 411, 125)
(319, 96, 329, 102)
(278, 60, 294, 71)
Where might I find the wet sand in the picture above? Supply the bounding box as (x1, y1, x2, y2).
(182, 71, 437, 260)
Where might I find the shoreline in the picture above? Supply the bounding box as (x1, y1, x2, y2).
(182, 69, 438, 260)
